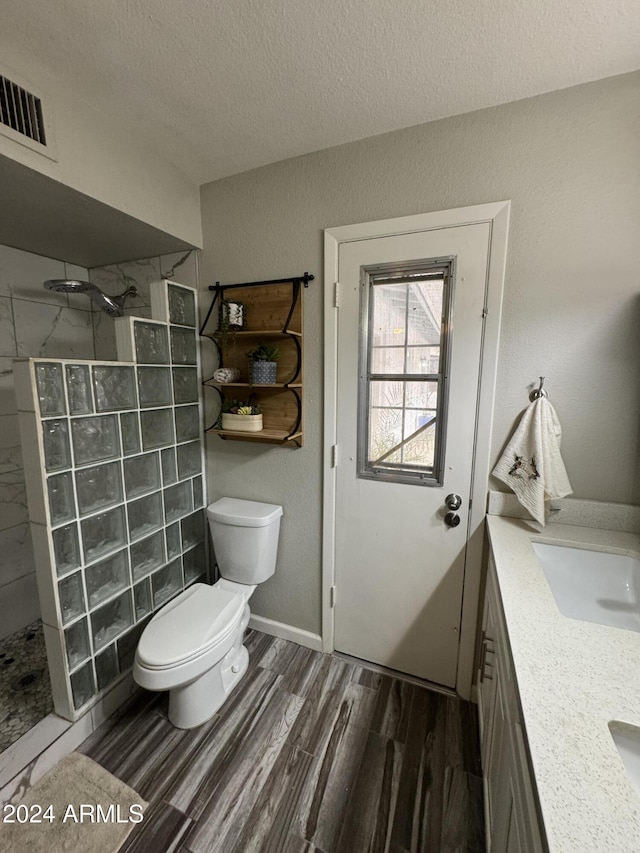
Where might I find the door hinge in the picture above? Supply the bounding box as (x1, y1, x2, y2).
(334, 281, 340, 308)
(331, 444, 338, 467)
(481, 307, 489, 318)
(330, 585, 336, 607)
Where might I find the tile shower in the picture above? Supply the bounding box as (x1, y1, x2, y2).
(13, 279, 206, 722)
(0, 243, 95, 753)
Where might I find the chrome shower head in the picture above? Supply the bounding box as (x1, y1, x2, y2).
(44, 280, 138, 317)
(44, 279, 96, 294)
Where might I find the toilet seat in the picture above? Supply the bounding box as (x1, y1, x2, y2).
(136, 583, 245, 670)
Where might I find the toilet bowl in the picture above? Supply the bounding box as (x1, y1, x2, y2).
(133, 498, 282, 729)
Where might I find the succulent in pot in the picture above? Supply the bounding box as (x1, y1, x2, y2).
(220, 399, 263, 432)
(247, 341, 280, 384)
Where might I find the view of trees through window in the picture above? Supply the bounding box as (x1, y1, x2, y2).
(365, 275, 446, 478)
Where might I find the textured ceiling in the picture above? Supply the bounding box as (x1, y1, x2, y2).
(1, 0, 639, 185)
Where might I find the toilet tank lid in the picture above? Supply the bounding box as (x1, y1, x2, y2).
(207, 497, 283, 528)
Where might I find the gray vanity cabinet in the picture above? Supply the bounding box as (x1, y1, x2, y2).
(478, 554, 546, 853)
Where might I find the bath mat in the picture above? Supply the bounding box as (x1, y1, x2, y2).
(0, 752, 148, 852)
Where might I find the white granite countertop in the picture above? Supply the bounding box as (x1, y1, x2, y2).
(486, 515, 640, 853)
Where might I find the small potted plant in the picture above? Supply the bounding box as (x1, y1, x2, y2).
(247, 341, 280, 384)
(221, 399, 263, 432)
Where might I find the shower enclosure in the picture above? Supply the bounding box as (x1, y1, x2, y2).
(9, 278, 206, 725)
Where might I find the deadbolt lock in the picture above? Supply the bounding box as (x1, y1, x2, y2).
(445, 493, 462, 511)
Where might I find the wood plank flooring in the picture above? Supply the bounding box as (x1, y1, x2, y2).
(78, 630, 485, 853)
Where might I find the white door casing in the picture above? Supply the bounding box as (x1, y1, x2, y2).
(323, 202, 510, 699)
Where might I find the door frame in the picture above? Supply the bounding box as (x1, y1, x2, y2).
(322, 201, 510, 699)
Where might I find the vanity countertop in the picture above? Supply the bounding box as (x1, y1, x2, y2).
(486, 515, 640, 853)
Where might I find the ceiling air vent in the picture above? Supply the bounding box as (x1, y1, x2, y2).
(0, 74, 47, 146)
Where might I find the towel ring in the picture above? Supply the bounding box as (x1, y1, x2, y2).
(529, 376, 548, 402)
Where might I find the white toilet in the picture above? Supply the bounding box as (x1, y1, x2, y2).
(133, 497, 282, 729)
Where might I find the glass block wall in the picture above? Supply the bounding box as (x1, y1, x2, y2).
(14, 280, 207, 721)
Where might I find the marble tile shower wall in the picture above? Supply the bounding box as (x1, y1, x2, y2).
(14, 278, 206, 721)
(0, 247, 198, 643)
(0, 245, 94, 642)
(90, 250, 198, 361)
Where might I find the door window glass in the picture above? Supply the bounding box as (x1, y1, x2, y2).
(359, 264, 453, 485)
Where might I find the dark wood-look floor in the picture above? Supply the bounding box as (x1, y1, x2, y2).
(78, 630, 485, 853)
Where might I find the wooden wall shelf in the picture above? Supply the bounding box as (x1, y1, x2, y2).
(200, 275, 310, 447)
(208, 428, 303, 445)
(204, 329, 302, 339)
(204, 382, 303, 390)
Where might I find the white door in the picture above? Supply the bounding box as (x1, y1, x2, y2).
(334, 223, 491, 688)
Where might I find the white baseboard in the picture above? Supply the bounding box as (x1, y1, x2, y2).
(248, 614, 323, 652)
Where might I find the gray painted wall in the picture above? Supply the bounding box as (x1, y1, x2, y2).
(200, 71, 640, 635)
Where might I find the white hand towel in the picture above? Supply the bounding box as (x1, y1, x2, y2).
(492, 396, 572, 527)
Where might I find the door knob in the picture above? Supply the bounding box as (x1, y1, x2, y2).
(444, 512, 461, 528)
(445, 493, 462, 510)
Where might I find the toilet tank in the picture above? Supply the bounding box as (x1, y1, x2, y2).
(207, 498, 283, 584)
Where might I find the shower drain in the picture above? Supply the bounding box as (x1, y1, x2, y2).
(12, 669, 44, 692)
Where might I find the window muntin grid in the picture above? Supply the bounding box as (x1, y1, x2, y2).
(358, 262, 453, 486)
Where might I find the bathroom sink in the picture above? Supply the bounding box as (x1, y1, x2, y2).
(610, 722, 640, 799)
(532, 542, 640, 632)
